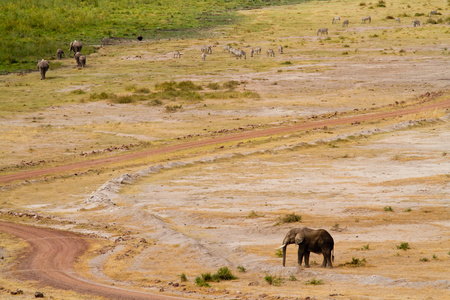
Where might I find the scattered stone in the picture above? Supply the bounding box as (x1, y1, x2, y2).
(11, 289, 23, 295)
(35, 291, 44, 298)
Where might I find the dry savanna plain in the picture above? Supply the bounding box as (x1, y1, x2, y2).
(0, 0, 449, 299)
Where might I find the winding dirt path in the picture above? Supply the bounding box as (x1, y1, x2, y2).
(0, 221, 188, 299)
(1, 99, 449, 185)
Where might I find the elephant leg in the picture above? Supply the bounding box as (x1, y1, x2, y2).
(297, 247, 304, 266)
(304, 251, 311, 268)
(322, 251, 333, 268)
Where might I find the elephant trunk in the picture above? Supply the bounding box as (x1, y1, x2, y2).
(282, 245, 287, 267)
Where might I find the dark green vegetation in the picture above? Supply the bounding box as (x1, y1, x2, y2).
(1, 0, 309, 73)
(195, 266, 237, 287)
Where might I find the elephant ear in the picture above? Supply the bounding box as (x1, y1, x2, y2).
(294, 231, 305, 245)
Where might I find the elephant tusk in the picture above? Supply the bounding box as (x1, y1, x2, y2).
(275, 244, 286, 249)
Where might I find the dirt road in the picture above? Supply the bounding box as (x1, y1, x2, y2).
(0, 221, 188, 299)
(1, 99, 449, 185)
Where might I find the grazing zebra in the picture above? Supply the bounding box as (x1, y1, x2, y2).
(201, 45, 212, 54)
(201, 53, 207, 60)
(223, 45, 231, 52)
(412, 20, 421, 27)
(429, 10, 437, 17)
(266, 49, 275, 57)
(395, 17, 401, 23)
(317, 28, 328, 35)
(361, 16, 371, 23)
(234, 49, 246, 59)
(253, 47, 262, 55)
(332, 16, 340, 24)
(342, 19, 349, 27)
(173, 51, 182, 58)
(278, 45, 284, 54)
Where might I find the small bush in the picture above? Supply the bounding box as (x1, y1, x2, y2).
(304, 278, 324, 285)
(280, 213, 302, 223)
(397, 242, 410, 251)
(342, 257, 367, 267)
(149, 99, 163, 106)
(135, 87, 151, 94)
(275, 249, 283, 257)
(384, 206, 393, 212)
(281, 61, 292, 65)
(206, 82, 221, 90)
(213, 267, 237, 281)
(165, 104, 182, 112)
(125, 85, 136, 91)
(237, 266, 246, 272)
(376, 0, 386, 7)
(177, 81, 202, 91)
(361, 244, 370, 250)
(71, 89, 85, 94)
(112, 95, 135, 104)
(359, 2, 366, 6)
(223, 80, 240, 90)
(247, 210, 263, 218)
(180, 273, 187, 282)
(90, 92, 112, 100)
(195, 277, 210, 287)
(404, 207, 412, 212)
(264, 274, 284, 286)
(385, 16, 395, 19)
(289, 275, 297, 281)
(414, 13, 425, 17)
(420, 257, 429, 262)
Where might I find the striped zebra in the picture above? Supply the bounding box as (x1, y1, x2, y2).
(342, 19, 349, 27)
(253, 47, 262, 55)
(278, 45, 284, 54)
(332, 16, 340, 24)
(266, 49, 275, 57)
(429, 10, 437, 17)
(201, 45, 212, 54)
(412, 20, 421, 27)
(223, 45, 231, 52)
(173, 51, 182, 58)
(395, 17, 401, 23)
(234, 49, 246, 59)
(201, 53, 207, 60)
(317, 28, 328, 35)
(361, 16, 371, 23)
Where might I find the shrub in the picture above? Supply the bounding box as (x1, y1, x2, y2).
(376, 0, 386, 7)
(397, 242, 410, 251)
(264, 274, 284, 286)
(281, 61, 292, 65)
(165, 104, 182, 112)
(304, 278, 324, 285)
(149, 99, 163, 106)
(361, 244, 370, 250)
(195, 276, 210, 287)
(289, 275, 297, 281)
(414, 13, 425, 17)
(420, 257, 429, 262)
(275, 249, 283, 257)
(90, 92, 112, 100)
(385, 16, 395, 19)
(177, 81, 202, 91)
(280, 213, 302, 223)
(222, 80, 240, 90)
(384, 206, 393, 212)
(342, 257, 367, 267)
(71, 89, 85, 94)
(359, 2, 366, 6)
(179, 273, 187, 282)
(135, 87, 151, 93)
(206, 82, 221, 90)
(213, 267, 237, 281)
(237, 266, 246, 272)
(111, 95, 135, 104)
(247, 210, 263, 218)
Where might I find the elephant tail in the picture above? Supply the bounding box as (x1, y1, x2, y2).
(331, 249, 335, 263)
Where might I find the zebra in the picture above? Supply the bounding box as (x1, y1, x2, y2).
(201, 45, 212, 54)
(278, 45, 284, 54)
(223, 45, 231, 52)
(201, 53, 207, 60)
(429, 10, 437, 17)
(317, 28, 328, 35)
(395, 17, 401, 23)
(332, 16, 340, 24)
(234, 49, 246, 59)
(342, 19, 349, 27)
(266, 49, 275, 57)
(412, 20, 421, 27)
(253, 47, 262, 55)
(361, 16, 371, 23)
(173, 51, 182, 58)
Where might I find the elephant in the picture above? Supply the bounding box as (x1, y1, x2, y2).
(56, 49, 65, 59)
(69, 40, 83, 56)
(37, 59, 49, 80)
(79, 55, 86, 68)
(74, 52, 82, 67)
(278, 227, 334, 268)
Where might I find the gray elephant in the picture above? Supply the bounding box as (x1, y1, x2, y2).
(56, 49, 65, 59)
(69, 40, 83, 56)
(74, 52, 82, 67)
(79, 55, 86, 68)
(278, 227, 334, 268)
(37, 59, 49, 80)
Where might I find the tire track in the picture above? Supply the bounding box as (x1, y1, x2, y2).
(1, 99, 449, 185)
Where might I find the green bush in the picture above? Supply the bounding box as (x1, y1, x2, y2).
(264, 274, 284, 286)
(280, 213, 302, 223)
(397, 242, 410, 251)
(304, 278, 324, 285)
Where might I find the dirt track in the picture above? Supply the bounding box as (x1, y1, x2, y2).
(0, 221, 188, 300)
(1, 99, 449, 185)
